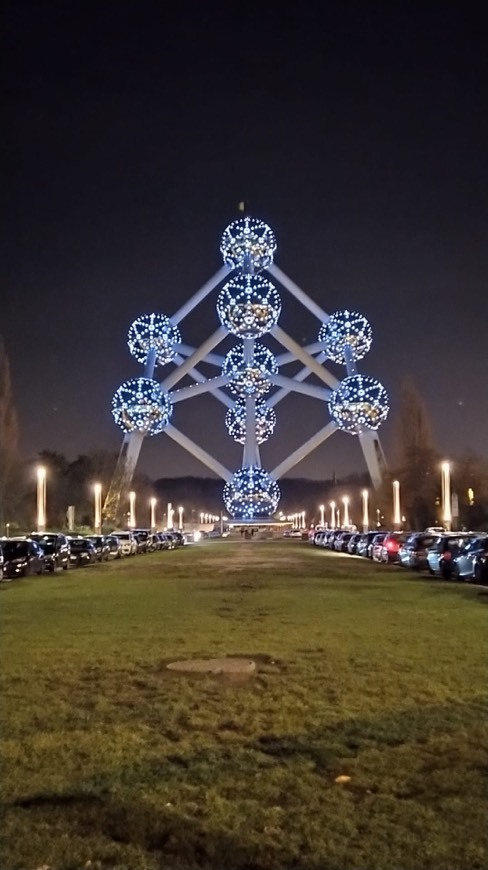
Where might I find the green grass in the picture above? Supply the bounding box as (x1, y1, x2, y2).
(1, 540, 487, 870)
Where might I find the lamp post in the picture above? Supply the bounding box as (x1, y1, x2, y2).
(441, 462, 452, 531)
(178, 506, 184, 531)
(167, 502, 173, 529)
(36, 465, 46, 533)
(128, 491, 136, 529)
(301, 510, 306, 529)
(330, 501, 336, 529)
(94, 482, 102, 534)
(342, 496, 350, 528)
(319, 504, 325, 527)
(150, 497, 157, 531)
(361, 489, 369, 532)
(392, 480, 401, 528)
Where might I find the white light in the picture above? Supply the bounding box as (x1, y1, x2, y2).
(319, 504, 325, 526)
(362, 489, 369, 530)
(150, 497, 157, 530)
(441, 462, 452, 527)
(392, 480, 401, 525)
(36, 466, 46, 533)
(178, 506, 184, 530)
(330, 501, 336, 528)
(94, 482, 102, 532)
(129, 491, 136, 528)
(342, 496, 350, 527)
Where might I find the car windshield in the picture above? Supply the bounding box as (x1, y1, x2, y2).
(3, 541, 28, 558)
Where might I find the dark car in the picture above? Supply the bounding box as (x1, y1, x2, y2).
(2, 538, 45, 579)
(68, 537, 97, 567)
(452, 536, 488, 582)
(87, 535, 111, 562)
(105, 535, 123, 559)
(398, 533, 436, 571)
(371, 533, 387, 561)
(133, 529, 150, 554)
(356, 531, 377, 558)
(334, 531, 353, 552)
(157, 532, 175, 550)
(31, 532, 70, 572)
(347, 533, 363, 555)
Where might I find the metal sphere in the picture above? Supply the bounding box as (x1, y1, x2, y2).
(318, 310, 372, 364)
(222, 343, 278, 398)
(217, 275, 281, 338)
(328, 374, 389, 434)
(220, 216, 277, 273)
(128, 313, 181, 366)
(225, 399, 277, 445)
(223, 466, 281, 519)
(111, 378, 173, 436)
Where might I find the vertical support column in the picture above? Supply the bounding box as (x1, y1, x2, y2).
(241, 338, 259, 468)
(358, 431, 388, 490)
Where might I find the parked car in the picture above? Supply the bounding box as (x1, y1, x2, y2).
(356, 531, 377, 558)
(105, 534, 123, 559)
(452, 535, 488, 582)
(398, 533, 436, 571)
(371, 533, 387, 561)
(347, 533, 363, 555)
(113, 531, 138, 556)
(334, 531, 353, 552)
(30, 532, 70, 572)
(68, 537, 97, 567)
(426, 533, 478, 579)
(133, 529, 150, 554)
(158, 532, 175, 550)
(2, 538, 45, 579)
(379, 532, 410, 564)
(0, 542, 4, 580)
(86, 535, 111, 562)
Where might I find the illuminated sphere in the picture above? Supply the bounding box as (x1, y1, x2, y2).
(225, 399, 277, 445)
(222, 343, 278, 398)
(328, 374, 389, 434)
(128, 314, 181, 366)
(223, 466, 281, 519)
(216, 275, 281, 338)
(220, 216, 277, 273)
(318, 310, 372, 364)
(112, 378, 173, 436)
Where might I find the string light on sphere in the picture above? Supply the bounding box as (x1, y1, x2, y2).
(318, 310, 372, 364)
(328, 374, 389, 434)
(223, 466, 281, 519)
(217, 275, 281, 337)
(112, 378, 173, 435)
(220, 216, 277, 273)
(128, 313, 181, 366)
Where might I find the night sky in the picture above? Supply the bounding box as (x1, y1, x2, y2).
(3, 3, 487, 482)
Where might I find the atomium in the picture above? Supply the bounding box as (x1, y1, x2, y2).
(225, 399, 277, 444)
(112, 378, 173, 436)
(328, 374, 389, 434)
(222, 343, 278, 397)
(318, 310, 372, 364)
(128, 314, 181, 366)
(220, 216, 277, 273)
(216, 274, 281, 338)
(223, 466, 281, 519)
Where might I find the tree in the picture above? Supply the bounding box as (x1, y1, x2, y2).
(0, 337, 21, 529)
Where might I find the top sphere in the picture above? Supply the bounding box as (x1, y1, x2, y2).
(318, 310, 372, 365)
(220, 216, 277, 273)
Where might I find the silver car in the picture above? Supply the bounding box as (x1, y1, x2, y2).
(452, 536, 488, 581)
(426, 533, 478, 579)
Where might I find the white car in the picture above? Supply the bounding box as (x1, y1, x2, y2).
(112, 531, 138, 556)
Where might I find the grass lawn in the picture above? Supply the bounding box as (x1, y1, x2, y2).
(1, 540, 487, 870)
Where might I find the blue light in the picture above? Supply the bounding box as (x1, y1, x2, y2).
(318, 310, 372, 364)
(223, 467, 280, 519)
(111, 378, 173, 435)
(217, 275, 281, 338)
(220, 216, 276, 273)
(222, 343, 278, 398)
(128, 314, 181, 366)
(328, 374, 389, 434)
(225, 399, 277, 444)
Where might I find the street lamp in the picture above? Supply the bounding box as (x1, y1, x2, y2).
(342, 496, 350, 528)
(301, 510, 306, 529)
(361, 489, 369, 531)
(128, 491, 136, 528)
(36, 465, 46, 533)
(167, 502, 174, 529)
(392, 480, 401, 528)
(319, 504, 325, 527)
(330, 501, 336, 529)
(94, 482, 102, 533)
(150, 497, 157, 531)
(178, 506, 184, 530)
(441, 461, 452, 530)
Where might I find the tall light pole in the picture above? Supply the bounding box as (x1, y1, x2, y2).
(392, 480, 401, 528)
(319, 504, 325, 527)
(94, 482, 102, 533)
(330, 501, 336, 529)
(167, 502, 173, 529)
(342, 496, 350, 528)
(361, 489, 369, 532)
(441, 461, 452, 531)
(301, 510, 306, 529)
(36, 465, 46, 533)
(150, 497, 157, 531)
(178, 505, 184, 530)
(129, 491, 136, 529)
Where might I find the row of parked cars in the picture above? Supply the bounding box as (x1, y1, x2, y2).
(311, 527, 488, 584)
(0, 528, 186, 581)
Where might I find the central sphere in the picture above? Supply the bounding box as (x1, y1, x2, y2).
(223, 467, 280, 519)
(222, 344, 278, 398)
